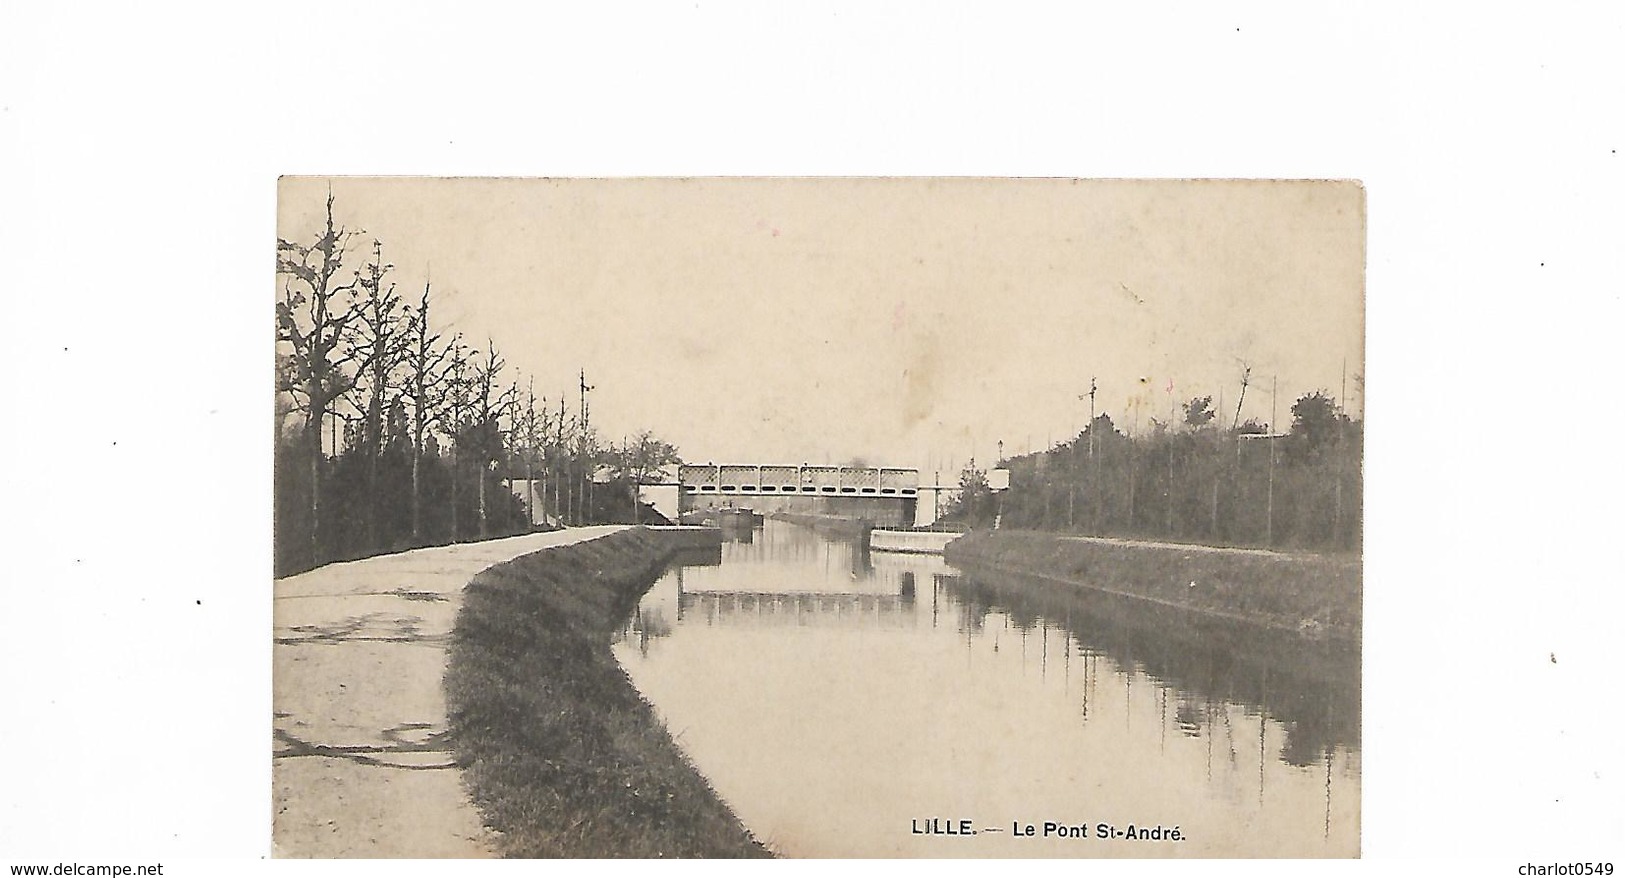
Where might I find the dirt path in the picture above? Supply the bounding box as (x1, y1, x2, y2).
(1061, 533, 1301, 557)
(272, 527, 628, 858)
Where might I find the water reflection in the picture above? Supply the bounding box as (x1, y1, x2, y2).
(942, 570, 1361, 767)
(670, 545, 723, 567)
(683, 590, 917, 627)
(612, 521, 1359, 857)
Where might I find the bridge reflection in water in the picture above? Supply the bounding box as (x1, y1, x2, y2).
(624, 525, 951, 650)
(677, 579, 933, 628)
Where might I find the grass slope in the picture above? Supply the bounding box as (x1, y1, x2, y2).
(945, 529, 1361, 641)
(445, 528, 772, 858)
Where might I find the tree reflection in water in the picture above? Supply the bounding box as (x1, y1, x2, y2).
(941, 568, 1359, 768)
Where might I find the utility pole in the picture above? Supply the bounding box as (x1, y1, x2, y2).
(1079, 377, 1098, 458)
(578, 369, 594, 524)
(1232, 366, 1251, 431)
(540, 399, 551, 524)
(555, 394, 566, 524)
(1079, 377, 1098, 533)
(579, 368, 593, 432)
(1127, 434, 1135, 533)
(625, 433, 636, 526)
(1266, 374, 1277, 547)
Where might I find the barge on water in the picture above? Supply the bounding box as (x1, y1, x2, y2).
(680, 506, 764, 528)
(868, 528, 960, 555)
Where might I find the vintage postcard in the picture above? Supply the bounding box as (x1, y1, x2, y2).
(273, 177, 1363, 858)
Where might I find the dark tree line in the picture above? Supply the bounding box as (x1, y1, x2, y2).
(276, 195, 680, 576)
(941, 388, 1362, 552)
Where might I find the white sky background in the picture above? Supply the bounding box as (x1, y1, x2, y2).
(279, 177, 1363, 472)
(4, 2, 1623, 875)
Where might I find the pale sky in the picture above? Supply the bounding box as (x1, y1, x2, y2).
(277, 178, 1363, 476)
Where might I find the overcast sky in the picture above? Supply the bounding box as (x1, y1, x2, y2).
(278, 177, 1363, 477)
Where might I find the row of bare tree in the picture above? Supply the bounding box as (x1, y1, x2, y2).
(275, 195, 679, 575)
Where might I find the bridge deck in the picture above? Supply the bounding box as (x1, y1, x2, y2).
(678, 463, 920, 498)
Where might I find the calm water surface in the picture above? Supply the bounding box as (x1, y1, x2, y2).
(611, 520, 1360, 857)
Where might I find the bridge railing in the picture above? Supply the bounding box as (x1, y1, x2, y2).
(677, 464, 920, 497)
(718, 465, 758, 492)
(761, 465, 799, 491)
(679, 464, 721, 488)
(879, 468, 919, 492)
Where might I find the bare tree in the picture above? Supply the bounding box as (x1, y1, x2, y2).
(555, 395, 572, 523)
(577, 369, 596, 523)
(515, 386, 557, 525)
(342, 240, 409, 550)
(401, 285, 454, 542)
(499, 375, 526, 524)
(511, 378, 541, 526)
(442, 339, 473, 541)
(471, 341, 511, 538)
(276, 192, 361, 565)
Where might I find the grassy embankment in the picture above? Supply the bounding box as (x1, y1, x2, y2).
(444, 528, 771, 858)
(945, 529, 1361, 642)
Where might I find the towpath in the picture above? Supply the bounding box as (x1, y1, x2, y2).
(272, 526, 628, 858)
(1063, 533, 1300, 557)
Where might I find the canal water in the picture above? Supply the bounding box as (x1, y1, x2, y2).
(611, 520, 1360, 857)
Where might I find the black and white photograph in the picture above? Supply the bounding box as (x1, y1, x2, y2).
(5, 4, 1622, 875)
(273, 177, 1362, 857)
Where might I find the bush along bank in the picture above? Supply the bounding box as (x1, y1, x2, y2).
(944, 530, 1360, 642)
(444, 527, 772, 858)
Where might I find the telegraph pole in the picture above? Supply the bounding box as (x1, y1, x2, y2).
(578, 369, 594, 524)
(1266, 374, 1277, 547)
(1079, 377, 1098, 458)
(525, 378, 536, 527)
(579, 368, 593, 432)
(556, 394, 567, 524)
(1079, 377, 1098, 533)
(1232, 366, 1251, 431)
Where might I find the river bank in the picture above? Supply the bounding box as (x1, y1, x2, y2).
(445, 527, 772, 858)
(944, 529, 1360, 642)
(273, 526, 630, 857)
